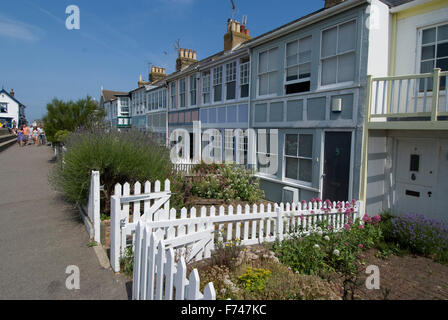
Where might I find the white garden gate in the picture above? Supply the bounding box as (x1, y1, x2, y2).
(132, 221, 216, 300)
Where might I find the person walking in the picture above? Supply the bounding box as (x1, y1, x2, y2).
(32, 126, 39, 146)
(17, 126, 24, 146)
(22, 124, 30, 146)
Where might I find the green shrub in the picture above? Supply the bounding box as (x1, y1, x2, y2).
(238, 267, 271, 292)
(50, 128, 172, 215)
(173, 163, 264, 207)
(273, 215, 383, 277)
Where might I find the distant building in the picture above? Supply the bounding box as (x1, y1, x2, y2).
(0, 88, 26, 128)
(99, 89, 131, 129)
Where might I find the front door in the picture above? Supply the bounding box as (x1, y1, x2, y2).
(323, 132, 352, 202)
(395, 139, 437, 217)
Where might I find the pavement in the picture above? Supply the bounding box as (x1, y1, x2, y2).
(0, 143, 130, 299)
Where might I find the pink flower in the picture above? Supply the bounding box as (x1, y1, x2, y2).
(352, 199, 357, 206)
(358, 244, 364, 249)
(311, 197, 316, 202)
(372, 215, 381, 223)
(348, 219, 353, 225)
(362, 214, 371, 223)
(328, 225, 334, 230)
(310, 210, 315, 214)
(343, 224, 351, 231)
(359, 225, 364, 230)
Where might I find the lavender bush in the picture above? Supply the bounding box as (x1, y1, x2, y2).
(390, 214, 448, 263)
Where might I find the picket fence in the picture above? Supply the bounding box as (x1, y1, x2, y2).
(79, 171, 101, 243)
(132, 221, 216, 300)
(110, 178, 365, 273)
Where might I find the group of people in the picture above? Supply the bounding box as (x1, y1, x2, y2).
(11, 124, 46, 147)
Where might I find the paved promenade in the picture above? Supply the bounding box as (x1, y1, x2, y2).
(0, 144, 129, 299)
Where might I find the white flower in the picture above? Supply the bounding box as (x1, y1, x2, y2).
(333, 249, 340, 256)
(314, 244, 320, 249)
(324, 235, 330, 241)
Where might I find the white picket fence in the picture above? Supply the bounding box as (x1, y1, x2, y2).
(132, 221, 216, 300)
(80, 171, 101, 243)
(110, 178, 365, 273)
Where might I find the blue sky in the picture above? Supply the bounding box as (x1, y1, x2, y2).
(0, 0, 323, 121)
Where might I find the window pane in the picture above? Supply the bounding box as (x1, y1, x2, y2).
(259, 51, 268, 73)
(338, 52, 355, 82)
(268, 72, 278, 94)
(422, 28, 436, 44)
(437, 43, 448, 58)
(422, 45, 435, 60)
(240, 84, 249, 98)
(437, 24, 448, 42)
(259, 74, 268, 95)
(299, 134, 313, 158)
(285, 134, 298, 156)
(436, 57, 448, 71)
(322, 57, 337, 85)
(226, 81, 236, 100)
(299, 62, 311, 79)
(322, 27, 337, 57)
(286, 67, 298, 81)
(285, 157, 298, 180)
(338, 20, 356, 53)
(420, 60, 434, 73)
(299, 36, 312, 54)
(287, 54, 298, 67)
(299, 159, 312, 182)
(268, 48, 279, 71)
(214, 85, 222, 102)
(286, 41, 298, 59)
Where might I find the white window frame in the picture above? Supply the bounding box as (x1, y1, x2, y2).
(256, 130, 278, 178)
(225, 61, 237, 101)
(190, 74, 197, 106)
(282, 133, 313, 187)
(257, 46, 279, 97)
(319, 19, 357, 89)
(213, 66, 223, 103)
(240, 60, 250, 99)
(417, 21, 448, 91)
(202, 71, 211, 105)
(284, 35, 312, 85)
(179, 78, 186, 108)
(170, 81, 177, 109)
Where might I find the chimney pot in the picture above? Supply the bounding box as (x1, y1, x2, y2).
(10, 89, 14, 97)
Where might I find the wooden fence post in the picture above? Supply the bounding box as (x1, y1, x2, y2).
(110, 195, 121, 272)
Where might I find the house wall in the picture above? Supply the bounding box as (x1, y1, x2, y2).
(0, 92, 19, 127)
(249, 4, 370, 203)
(393, 2, 448, 76)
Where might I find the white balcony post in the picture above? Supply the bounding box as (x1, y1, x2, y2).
(431, 68, 441, 122)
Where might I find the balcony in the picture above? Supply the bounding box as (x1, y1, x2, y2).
(366, 68, 448, 130)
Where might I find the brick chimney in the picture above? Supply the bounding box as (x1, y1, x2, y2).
(224, 19, 252, 52)
(324, 0, 346, 8)
(138, 74, 149, 87)
(10, 89, 14, 97)
(176, 48, 197, 72)
(149, 66, 167, 84)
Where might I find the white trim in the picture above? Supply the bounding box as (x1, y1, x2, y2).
(255, 173, 320, 193)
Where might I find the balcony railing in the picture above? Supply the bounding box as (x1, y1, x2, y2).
(366, 68, 448, 128)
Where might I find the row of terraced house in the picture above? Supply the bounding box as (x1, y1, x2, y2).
(99, 0, 448, 223)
